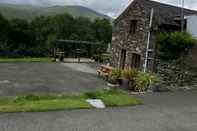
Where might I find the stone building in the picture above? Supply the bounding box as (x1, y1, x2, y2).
(111, 0, 197, 72)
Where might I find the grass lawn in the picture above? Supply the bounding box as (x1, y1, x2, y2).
(0, 57, 53, 63)
(0, 89, 142, 113)
(83, 89, 142, 107)
(0, 97, 91, 113)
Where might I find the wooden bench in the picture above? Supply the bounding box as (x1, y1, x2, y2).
(97, 65, 113, 79)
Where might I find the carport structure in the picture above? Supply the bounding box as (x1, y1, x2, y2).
(54, 40, 101, 62)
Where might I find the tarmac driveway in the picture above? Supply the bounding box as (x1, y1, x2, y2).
(0, 90, 197, 131)
(0, 63, 105, 96)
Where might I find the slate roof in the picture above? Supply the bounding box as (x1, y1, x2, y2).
(115, 0, 197, 25)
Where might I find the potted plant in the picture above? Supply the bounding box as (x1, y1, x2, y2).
(121, 68, 138, 90)
(134, 72, 158, 92)
(108, 68, 122, 86)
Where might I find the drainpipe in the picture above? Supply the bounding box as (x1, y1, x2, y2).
(181, 0, 185, 32)
(144, 8, 154, 73)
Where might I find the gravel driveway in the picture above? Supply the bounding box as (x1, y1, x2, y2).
(0, 63, 105, 96)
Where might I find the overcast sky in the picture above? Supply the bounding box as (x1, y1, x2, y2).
(0, 0, 197, 18)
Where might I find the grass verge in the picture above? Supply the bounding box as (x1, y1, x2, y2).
(0, 89, 142, 113)
(0, 57, 53, 63)
(83, 89, 142, 107)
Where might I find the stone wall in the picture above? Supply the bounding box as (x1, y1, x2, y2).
(156, 60, 197, 87)
(111, 1, 156, 71)
(190, 44, 197, 66)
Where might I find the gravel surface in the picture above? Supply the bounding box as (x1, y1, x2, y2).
(0, 63, 105, 96)
(61, 63, 98, 74)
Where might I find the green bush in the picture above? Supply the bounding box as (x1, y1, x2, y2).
(93, 53, 111, 63)
(109, 68, 160, 92)
(134, 72, 159, 92)
(111, 68, 122, 80)
(157, 31, 196, 60)
(121, 68, 138, 80)
(108, 68, 122, 84)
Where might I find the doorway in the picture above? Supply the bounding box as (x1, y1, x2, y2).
(120, 49, 126, 69)
(131, 53, 141, 69)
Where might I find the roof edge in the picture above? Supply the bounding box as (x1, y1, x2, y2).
(114, 0, 137, 24)
(114, 0, 197, 24)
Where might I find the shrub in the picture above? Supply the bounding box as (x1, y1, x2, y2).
(109, 68, 160, 92)
(121, 68, 138, 80)
(93, 53, 111, 63)
(111, 68, 122, 80)
(101, 53, 111, 62)
(108, 68, 122, 84)
(134, 72, 159, 92)
(157, 31, 196, 60)
(121, 68, 138, 90)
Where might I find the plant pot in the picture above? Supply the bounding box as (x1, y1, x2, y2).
(121, 79, 129, 89)
(118, 78, 122, 85)
(128, 80, 135, 91)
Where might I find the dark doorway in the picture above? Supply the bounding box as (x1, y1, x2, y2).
(120, 49, 126, 69)
(131, 53, 141, 69)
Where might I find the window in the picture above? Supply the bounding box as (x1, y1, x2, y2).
(131, 53, 141, 69)
(129, 20, 137, 34)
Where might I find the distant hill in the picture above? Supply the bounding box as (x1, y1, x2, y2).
(0, 4, 110, 20)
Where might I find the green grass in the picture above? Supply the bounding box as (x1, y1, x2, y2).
(0, 57, 53, 63)
(0, 95, 92, 113)
(83, 89, 142, 107)
(0, 89, 142, 113)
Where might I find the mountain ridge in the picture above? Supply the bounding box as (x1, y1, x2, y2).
(0, 3, 110, 20)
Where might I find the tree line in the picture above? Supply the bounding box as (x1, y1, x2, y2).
(0, 13, 112, 57)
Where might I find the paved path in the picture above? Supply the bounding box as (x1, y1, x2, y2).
(0, 90, 197, 131)
(0, 63, 105, 96)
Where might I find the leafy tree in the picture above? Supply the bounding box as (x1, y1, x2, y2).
(0, 13, 11, 54)
(74, 17, 95, 41)
(9, 19, 34, 48)
(92, 18, 112, 43)
(0, 12, 112, 57)
(157, 31, 197, 60)
(52, 13, 75, 39)
(31, 16, 51, 45)
(92, 18, 112, 53)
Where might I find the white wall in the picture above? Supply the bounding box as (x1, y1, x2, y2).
(186, 15, 197, 38)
